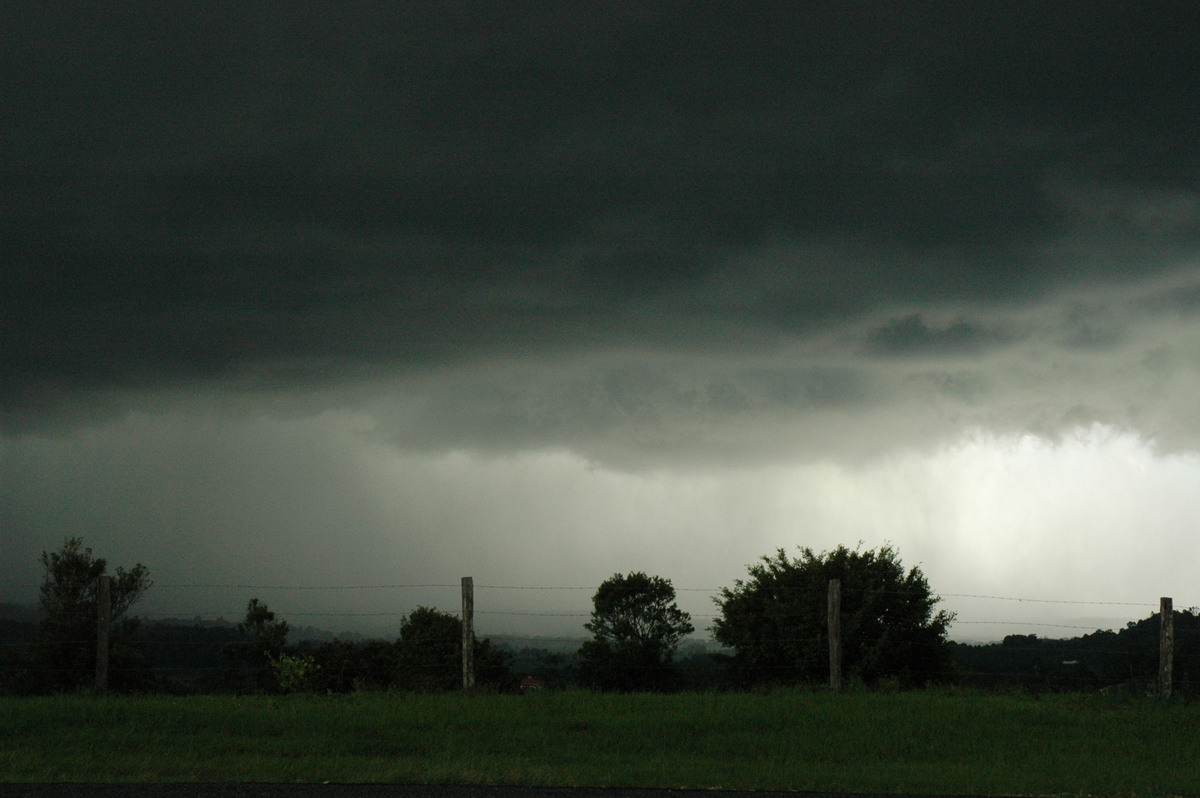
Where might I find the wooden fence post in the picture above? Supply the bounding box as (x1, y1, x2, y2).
(95, 574, 111, 691)
(1159, 596, 1173, 701)
(461, 576, 475, 695)
(828, 578, 842, 693)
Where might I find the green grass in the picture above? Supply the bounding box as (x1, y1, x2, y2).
(2, 689, 1199, 795)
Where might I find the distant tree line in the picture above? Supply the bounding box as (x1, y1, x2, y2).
(213, 600, 517, 694)
(0, 539, 517, 695)
(950, 612, 1200, 696)
(4, 538, 1197, 697)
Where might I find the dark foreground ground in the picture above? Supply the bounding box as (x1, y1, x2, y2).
(0, 787, 995, 798)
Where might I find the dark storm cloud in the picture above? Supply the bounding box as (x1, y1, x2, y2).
(395, 360, 876, 453)
(10, 3, 1200, 637)
(4, 2, 1200, 428)
(866, 315, 1009, 356)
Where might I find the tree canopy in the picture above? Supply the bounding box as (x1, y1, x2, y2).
(396, 605, 461, 691)
(38, 538, 151, 622)
(26, 538, 152, 693)
(712, 544, 954, 687)
(218, 598, 290, 692)
(396, 606, 513, 692)
(578, 571, 694, 692)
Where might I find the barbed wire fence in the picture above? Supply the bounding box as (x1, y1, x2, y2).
(0, 576, 1190, 697)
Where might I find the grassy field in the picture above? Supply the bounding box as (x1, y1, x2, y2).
(2, 688, 1199, 795)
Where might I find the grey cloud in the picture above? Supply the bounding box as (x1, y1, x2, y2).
(9, 3, 1200, 641)
(381, 359, 880, 461)
(4, 2, 1200, 450)
(705, 378, 750, 414)
(1055, 306, 1125, 351)
(1140, 280, 1200, 319)
(905, 371, 990, 403)
(866, 315, 1010, 357)
(12, 260, 1200, 471)
(742, 367, 871, 410)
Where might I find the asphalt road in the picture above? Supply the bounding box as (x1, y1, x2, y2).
(0, 787, 980, 798)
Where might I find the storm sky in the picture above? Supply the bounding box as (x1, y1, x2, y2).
(3, 3, 1200, 640)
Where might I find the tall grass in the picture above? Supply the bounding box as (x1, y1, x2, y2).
(2, 688, 1199, 795)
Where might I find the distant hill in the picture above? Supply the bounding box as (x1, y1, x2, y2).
(0, 618, 35, 653)
(950, 608, 1200, 694)
(0, 603, 41, 624)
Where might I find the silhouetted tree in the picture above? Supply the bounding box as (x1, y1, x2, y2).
(577, 572, 694, 692)
(713, 544, 954, 687)
(14, 538, 152, 693)
(396, 606, 514, 692)
(396, 606, 459, 691)
(219, 598, 289, 692)
(301, 638, 402, 693)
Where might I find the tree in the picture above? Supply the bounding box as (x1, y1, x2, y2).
(712, 544, 954, 688)
(396, 606, 460, 691)
(270, 651, 321, 694)
(300, 638, 403, 693)
(577, 572, 694, 692)
(22, 538, 152, 693)
(219, 598, 290, 692)
(396, 606, 514, 692)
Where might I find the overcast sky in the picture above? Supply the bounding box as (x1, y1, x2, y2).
(3, 2, 1200, 641)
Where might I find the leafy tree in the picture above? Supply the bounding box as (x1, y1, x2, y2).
(577, 572, 694, 692)
(219, 598, 289, 692)
(396, 606, 514, 692)
(712, 544, 954, 688)
(301, 638, 403, 693)
(236, 598, 290, 651)
(271, 652, 320, 693)
(18, 538, 152, 693)
(397, 606, 460, 691)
